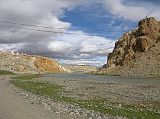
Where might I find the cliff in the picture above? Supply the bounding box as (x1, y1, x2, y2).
(100, 17, 160, 77)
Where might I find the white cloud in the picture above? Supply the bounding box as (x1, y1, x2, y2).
(48, 41, 72, 53)
(47, 30, 115, 65)
(103, 0, 160, 21)
(0, 43, 24, 51)
(0, 0, 115, 65)
(4, 0, 160, 65)
(0, 0, 81, 50)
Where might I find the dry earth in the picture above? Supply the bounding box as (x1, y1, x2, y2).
(0, 51, 67, 74)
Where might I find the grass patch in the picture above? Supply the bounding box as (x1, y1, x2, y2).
(73, 99, 160, 119)
(11, 74, 41, 80)
(149, 73, 160, 78)
(89, 71, 120, 76)
(10, 76, 160, 119)
(11, 80, 62, 98)
(0, 70, 15, 75)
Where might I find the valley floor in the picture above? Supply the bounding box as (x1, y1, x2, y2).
(0, 74, 160, 119)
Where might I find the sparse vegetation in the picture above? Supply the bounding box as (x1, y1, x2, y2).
(149, 72, 160, 77)
(11, 74, 41, 80)
(10, 75, 160, 119)
(89, 71, 121, 76)
(0, 70, 15, 75)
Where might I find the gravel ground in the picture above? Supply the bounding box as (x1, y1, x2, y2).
(10, 79, 127, 119)
(36, 77, 160, 104)
(7, 75, 160, 119)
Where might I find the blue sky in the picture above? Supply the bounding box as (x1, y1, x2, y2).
(0, 0, 160, 66)
(60, 3, 137, 40)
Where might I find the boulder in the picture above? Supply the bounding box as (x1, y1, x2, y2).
(133, 36, 152, 52)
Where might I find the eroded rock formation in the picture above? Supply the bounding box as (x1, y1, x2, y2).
(101, 17, 160, 77)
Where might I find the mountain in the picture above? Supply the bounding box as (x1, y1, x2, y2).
(0, 51, 68, 74)
(62, 64, 97, 73)
(99, 17, 160, 77)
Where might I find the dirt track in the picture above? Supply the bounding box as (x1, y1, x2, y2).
(0, 76, 75, 119)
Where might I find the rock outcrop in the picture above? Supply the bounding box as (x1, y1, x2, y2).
(34, 57, 65, 73)
(100, 17, 160, 77)
(0, 51, 67, 73)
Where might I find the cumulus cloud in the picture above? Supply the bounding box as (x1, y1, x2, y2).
(47, 30, 115, 63)
(103, 0, 160, 21)
(0, 0, 115, 66)
(0, 0, 74, 48)
(1, 0, 159, 66)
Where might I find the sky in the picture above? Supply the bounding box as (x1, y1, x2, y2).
(0, 0, 160, 66)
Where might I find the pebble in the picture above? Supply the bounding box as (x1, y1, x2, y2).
(44, 103, 51, 111)
(88, 117, 93, 119)
(56, 111, 60, 114)
(118, 104, 122, 108)
(70, 112, 76, 116)
(97, 116, 102, 119)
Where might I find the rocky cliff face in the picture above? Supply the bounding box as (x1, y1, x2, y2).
(101, 17, 160, 77)
(0, 51, 67, 73)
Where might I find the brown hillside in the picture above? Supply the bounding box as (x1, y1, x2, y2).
(100, 17, 160, 77)
(0, 51, 66, 73)
(34, 57, 65, 73)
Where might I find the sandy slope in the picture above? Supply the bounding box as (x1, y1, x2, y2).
(0, 77, 74, 119)
(0, 51, 66, 74)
